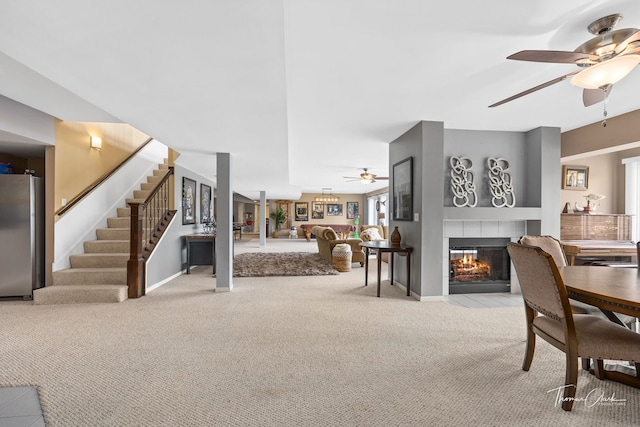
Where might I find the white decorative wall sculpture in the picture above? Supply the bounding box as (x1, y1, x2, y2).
(450, 156, 477, 207)
(487, 157, 516, 208)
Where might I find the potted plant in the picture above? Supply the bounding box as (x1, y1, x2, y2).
(270, 208, 286, 238)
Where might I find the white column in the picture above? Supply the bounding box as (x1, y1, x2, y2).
(259, 191, 267, 247)
(216, 153, 233, 292)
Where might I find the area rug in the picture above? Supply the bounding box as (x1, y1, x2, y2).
(233, 252, 339, 277)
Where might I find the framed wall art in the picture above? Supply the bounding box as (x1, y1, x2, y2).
(312, 201, 324, 219)
(295, 202, 308, 221)
(346, 201, 359, 219)
(182, 177, 196, 225)
(200, 183, 212, 223)
(393, 156, 413, 221)
(562, 165, 589, 190)
(327, 203, 343, 216)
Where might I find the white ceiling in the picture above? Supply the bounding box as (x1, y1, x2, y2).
(1, 1, 640, 199)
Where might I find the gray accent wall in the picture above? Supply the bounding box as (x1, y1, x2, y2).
(389, 121, 561, 298)
(146, 164, 216, 290)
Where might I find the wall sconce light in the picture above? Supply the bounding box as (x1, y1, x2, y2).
(90, 136, 102, 150)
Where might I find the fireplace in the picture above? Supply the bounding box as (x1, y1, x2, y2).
(449, 238, 511, 294)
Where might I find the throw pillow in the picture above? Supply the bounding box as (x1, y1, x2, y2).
(361, 228, 383, 241)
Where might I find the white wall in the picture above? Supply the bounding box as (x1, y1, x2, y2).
(0, 94, 55, 145)
(53, 140, 167, 270)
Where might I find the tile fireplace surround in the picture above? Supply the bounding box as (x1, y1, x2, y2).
(443, 217, 535, 295)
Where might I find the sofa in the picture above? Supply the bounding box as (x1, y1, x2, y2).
(311, 226, 366, 267)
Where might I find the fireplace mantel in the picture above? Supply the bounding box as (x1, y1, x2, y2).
(443, 207, 542, 221)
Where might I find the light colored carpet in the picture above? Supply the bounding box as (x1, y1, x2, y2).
(0, 239, 638, 426)
(234, 252, 339, 277)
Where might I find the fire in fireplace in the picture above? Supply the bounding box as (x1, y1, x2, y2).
(449, 238, 510, 294)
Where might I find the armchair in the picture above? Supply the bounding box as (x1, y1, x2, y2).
(311, 226, 365, 267)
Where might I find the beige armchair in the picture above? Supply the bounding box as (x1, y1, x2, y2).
(311, 226, 365, 267)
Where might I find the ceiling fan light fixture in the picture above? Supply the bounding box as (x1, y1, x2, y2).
(360, 177, 373, 185)
(570, 54, 640, 89)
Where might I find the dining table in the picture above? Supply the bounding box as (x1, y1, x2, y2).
(559, 265, 640, 388)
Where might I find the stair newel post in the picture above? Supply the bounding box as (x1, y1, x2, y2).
(128, 202, 145, 298)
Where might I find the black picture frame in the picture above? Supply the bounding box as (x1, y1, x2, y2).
(562, 165, 589, 190)
(182, 177, 197, 225)
(295, 202, 308, 221)
(200, 183, 212, 224)
(312, 201, 324, 219)
(327, 203, 343, 216)
(346, 201, 359, 219)
(393, 157, 413, 221)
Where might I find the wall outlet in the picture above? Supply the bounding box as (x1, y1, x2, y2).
(414, 213, 419, 222)
(61, 198, 67, 206)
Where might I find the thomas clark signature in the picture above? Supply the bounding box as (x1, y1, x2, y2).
(547, 385, 627, 407)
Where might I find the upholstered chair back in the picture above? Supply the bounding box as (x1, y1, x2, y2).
(507, 243, 572, 323)
(519, 235, 567, 267)
(311, 226, 338, 260)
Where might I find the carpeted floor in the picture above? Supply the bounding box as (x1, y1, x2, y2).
(0, 240, 638, 426)
(233, 252, 339, 277)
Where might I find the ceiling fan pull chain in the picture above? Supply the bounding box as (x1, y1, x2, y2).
(602, 98, 608, 127)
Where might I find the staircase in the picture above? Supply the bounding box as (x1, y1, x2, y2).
(34, 163, 169, 304)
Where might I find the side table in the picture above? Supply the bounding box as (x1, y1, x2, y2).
(360, 241, 413, 297)
(184, 234, 216, 274)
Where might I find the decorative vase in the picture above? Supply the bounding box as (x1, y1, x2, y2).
(390, 226, 401, 246)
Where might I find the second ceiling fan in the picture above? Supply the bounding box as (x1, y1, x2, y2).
(343, 168, 388, 185)
(490, 14, 640, 109)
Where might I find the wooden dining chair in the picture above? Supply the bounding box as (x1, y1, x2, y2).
(508, 242, 640, 411)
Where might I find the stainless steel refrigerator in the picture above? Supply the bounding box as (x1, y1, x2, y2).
(0, 175, 44, 298)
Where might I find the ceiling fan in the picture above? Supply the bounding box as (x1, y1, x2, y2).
(343, 168, 389, 185)
(490, 14, 640, 110)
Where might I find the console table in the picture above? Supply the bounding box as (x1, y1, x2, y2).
(184, 234, 216, 274)
(360, 241, 413, 297)
(560, 214, 631, 240)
